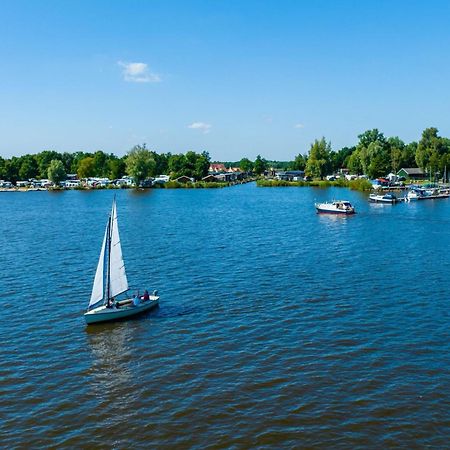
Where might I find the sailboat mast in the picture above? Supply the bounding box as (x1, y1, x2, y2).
(106, 213, 112, 307)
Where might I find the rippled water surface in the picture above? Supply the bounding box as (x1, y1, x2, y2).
(1, 184, 450, 448)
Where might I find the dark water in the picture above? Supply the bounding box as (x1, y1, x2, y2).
(1, 184, 450, 448)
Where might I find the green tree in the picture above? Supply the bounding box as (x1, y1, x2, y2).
(93, 150, 107, 177)
(239, 157, 254, 172)
(387, 137, 405, 173)
(428, 150, 441, 176)
(357, 129, 386, 148)
(48, 159, 66, 185)
(356, 129, 386, 175)
(253, 155, 267, 175)
(184, 151, 198, 178)
(305, 138, 331, 179)
(77, 157, 96, 179)
(108, 157, 126, 180)
(402, 142, 417, 168)
(154, 152, 169, 176)
(168, 154, 186, 178)
(19, 154, 39, 180)
(364, 141, 390, 178)
(0, 157, 5, 179)
(291, 153, 307, 171)
(367, 151, 390, 178)
(415, 127, 444, 170)
(166, 151, 209, 180)
(440, 153, 450, 182)
(125, 144, 156, 186)
(60, 152, 74, 174)
(347, 150, 362, 174)
(70, 151, 89, 174)
(5, 157, 21, 183)
(36, 150, 60, 178)
(194, 151, 210, 180)
(330, 146, 355, 172)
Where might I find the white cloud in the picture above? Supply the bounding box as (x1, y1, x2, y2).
(188, 122, 212, 134)
(294, 123, 305, 129)
(118, 61, 161, 83)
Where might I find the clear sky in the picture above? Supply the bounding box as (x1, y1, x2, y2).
(1, 0, 450, 160)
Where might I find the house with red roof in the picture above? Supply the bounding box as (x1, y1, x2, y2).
(209, 163, 227, 173)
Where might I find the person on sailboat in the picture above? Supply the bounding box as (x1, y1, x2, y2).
(142, 290, 150, 301)
(133, 294, 140, 307)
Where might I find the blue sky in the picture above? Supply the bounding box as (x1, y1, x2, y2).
(1, 0, 450, 160)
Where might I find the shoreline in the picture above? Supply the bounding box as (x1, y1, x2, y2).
(0, 178, 440, 193)
(0, 178, 257, 192)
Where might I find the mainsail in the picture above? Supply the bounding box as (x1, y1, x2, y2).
(108, 199, 129, 298)
(88, 198, 129, 309)
(89, 226, 108, 307)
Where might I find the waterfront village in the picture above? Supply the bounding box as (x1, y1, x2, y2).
(0, 164, 441, 194)
(1, 127, 450, 195)
(0, 162, 249, 191)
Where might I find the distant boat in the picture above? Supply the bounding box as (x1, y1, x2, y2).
(84, 198, 159, 325)
(406, 189, 421, 201)
(406, 188, 449, 201)
(315, 200, 355, 215)
(369, 193, 398, 204)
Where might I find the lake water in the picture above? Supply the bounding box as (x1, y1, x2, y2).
(1, 184, 450, 448)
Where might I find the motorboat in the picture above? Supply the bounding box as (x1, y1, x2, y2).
(406, 189, 422, 201)
(369, 193, 398, 204)
(406, 188, 449, 201)
(315, 200, 355, 214)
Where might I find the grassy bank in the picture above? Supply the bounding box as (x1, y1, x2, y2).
(156, 181, 230, 189)
(256, 178, 372, 191)
(45, 181, 232, 191)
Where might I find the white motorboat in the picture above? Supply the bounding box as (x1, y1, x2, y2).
(406, 189, 422, 201)
(315, 200, 355, 214)
(406, 188, 449, 201)
(84, 198, 159, 325)
(369, 193, 398, 203)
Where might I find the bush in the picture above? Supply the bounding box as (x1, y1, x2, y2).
(257, 177, 367, 189)
(257, 179, 292, 187)
(349, 178, 372, 191)
(164, 181, 183, 188)
(194, 181, 228, 188)
(309, 180, 331, 187)
(335, 178, 348, 187)
(161, 181, 229, 189)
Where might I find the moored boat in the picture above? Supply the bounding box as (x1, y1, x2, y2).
(406, 188, 449, 201)
(315, 200, 355, 214)
(406, 189, 421, 201)
(369, 193, 398, 204)
(84, 198, 159, 325)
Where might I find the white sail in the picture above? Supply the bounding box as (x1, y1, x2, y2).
(109, 199, 129, 298)
(89, 225, 108, 308)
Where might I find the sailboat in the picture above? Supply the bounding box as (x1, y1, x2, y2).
(84, 197, 159, 325)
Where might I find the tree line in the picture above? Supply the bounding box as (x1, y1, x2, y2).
(1, 127, 449, 184)
(0, 145, 211, 185)
(228, 127, 450, 179)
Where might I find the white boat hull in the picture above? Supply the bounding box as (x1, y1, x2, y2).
(84, 296, 159, 324)
(315, 207, 354, 214)
(369, 195, 397, 204)
(315, 200, 355, 215)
